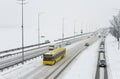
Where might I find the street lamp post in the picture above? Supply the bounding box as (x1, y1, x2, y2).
(21, 0, 24, 64)
(38, 12, 44, 47)
(81, 29, 83, 34)
(62, 18, 64, 43)
(74, 20, 76, 38)
(38, 13, 40, 47)
(17, 0, 25, 64)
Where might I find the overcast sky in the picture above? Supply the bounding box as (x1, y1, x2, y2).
(0, 0, 120, 38)
(0, 0, 120, 49)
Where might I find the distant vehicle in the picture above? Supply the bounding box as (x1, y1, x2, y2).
(66, 41, 71, 45)
(48, 43, 59, 50)
(98, 35, 101, 38)
(85, 43, 89, 46)
(99, 48, 105, 53)
(87, 36, 90, 38)
(99, 45, 104, 49)
(99, 60, 106, 67)
(100, 41, 104, 45)
(49, 45, 55, 50)
(43, 48, 66, 65)
(45, 40, 50, 43)
(91, 35, 93, 36)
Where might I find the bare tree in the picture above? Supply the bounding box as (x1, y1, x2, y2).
(110, 12, 120, 49)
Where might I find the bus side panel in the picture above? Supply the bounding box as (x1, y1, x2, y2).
(64, 50, 66, 57)
(43, 61, 55, 65)
(55, 52, 65, 62)
(55, 56, 62, 62)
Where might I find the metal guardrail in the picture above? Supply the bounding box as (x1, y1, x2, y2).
(54, 32, 93, 42)
(0, 42, 49, 54)
(0, 32, 94, 55)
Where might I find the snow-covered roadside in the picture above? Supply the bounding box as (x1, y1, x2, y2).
(105, 34, 120, 79)
(58, 39, 101, 79)
(0, 56, 43, 79)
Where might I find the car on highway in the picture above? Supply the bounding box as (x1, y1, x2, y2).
(98, 35, 101, 38)
(87, 36, 90, 38)
(99, 60, 106, 67)
(66, 41, 71, 45)
(45, 40, 50, 43)
(103, 36, 106, 38)
(99, 45, 104, 49)
(99, 48, 105, 53)
(85, 43, 89, 46)
(100, 41, 104, 45)
(49, 45, 55, 50)
(48, 44, 58, 50)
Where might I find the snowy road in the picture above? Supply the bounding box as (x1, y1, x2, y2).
(58, 38, 101, 79)
(0, 35, 98, 79)
(18, 35, 97, 79)
(0, 34, 91, 70)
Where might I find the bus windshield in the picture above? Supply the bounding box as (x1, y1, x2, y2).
(43, 55, 53, 61)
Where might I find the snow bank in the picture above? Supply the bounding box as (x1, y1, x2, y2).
(106, 34, 120, 79)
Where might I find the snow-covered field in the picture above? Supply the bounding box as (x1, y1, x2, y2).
(57, 39, 101, 79)
(106, 34, 120, 79)
(0, 28, 61, 51)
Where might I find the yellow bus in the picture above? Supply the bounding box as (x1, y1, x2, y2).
(43, 48, 66, 65)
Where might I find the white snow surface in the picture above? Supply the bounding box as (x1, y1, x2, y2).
(105, 34, 120, 79)
(58, 39, 101, 79)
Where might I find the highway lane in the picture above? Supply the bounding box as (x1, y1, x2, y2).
(18, 35, 98, 79)
(48, 36, 98, 79)
(0, 34, 93, 70)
